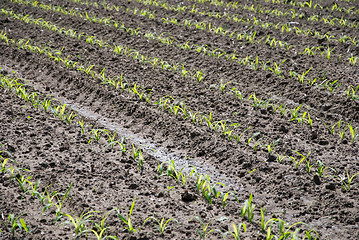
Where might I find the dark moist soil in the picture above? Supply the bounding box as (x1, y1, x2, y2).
(1, 0, 359, 239)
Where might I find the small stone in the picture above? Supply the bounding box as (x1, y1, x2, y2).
(325, 183, 336, 190)
(313, 175, 321, 185)
(181, 190, 197, 202)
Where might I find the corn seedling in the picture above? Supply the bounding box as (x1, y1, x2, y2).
(246, 132, 260, 145)
(62, 210, 98, 238)
(267, 139, 280, 154)
(189, 216, 221, 240)
(88, 129, 103, 143)
(290, 151, 311, 169)
(91, 210, 118, 240)
(42, 183, 73, 220)
(305, 159, 313, 173)
(323, 80, 341, 93)
(348, 124, 359, 144)
(6, 213, 30, 238)
(131, 144, 143, 173)
(143, 214, 174, 235)
(241, 193, 255, 222)
(116, 197, 138, 233)
(16, 172, 31, 197)
(41, 97, 52, 112)
(219, 79, 231, 92)
(78, 118, 85, 135)
(223, 222, 246, 240)
(316, 160, 328, 177)
(220, 191, 230, 209)
(335, 171, 359, 191)
(267, 59, 286, 77)
(65, 112, 77, 124)
(276, 154, 287, 163)
(1, 156, 8, 174)
(27, 179, 41, 197)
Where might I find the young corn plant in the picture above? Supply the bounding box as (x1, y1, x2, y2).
(267, 59, 286, 77)
(6, 213, 30, 238)
(117, 197, 138, 233)
(223, 222, 246, 240)
(267, 139, 280, 154)
(91, 210, 118, 240)
(132, 144, 143, 173)
(88, 129, 103, 143)
(42, 183, 73, 220)
(62, 210, 98, 238)
(336, 171, 359, 191)
(1, 156, 9, 174)
(316, 160, 328, 177)
(189, 216, 221, 240)
(348, 124, 359, 144)
(240, 193, 255, 222)
(219, 79, 231, 92)
(290, 151, 311, 169)
(16, 172, 32, 197)
(143, 214, 174, 235)
(78, 118, 86, 135)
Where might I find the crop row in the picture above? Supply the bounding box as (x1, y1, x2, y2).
(0, 71, 321, 239)
(4, 2, 359, 137)
(49, 0, 359, 97)
(1, 29, 358, 196)
(8, 0, 359, 101)
(153, 0, 359, 47)
(72, 0, 359, 62)
(1, 10, 358, 156)
(0, 8, 204, 82)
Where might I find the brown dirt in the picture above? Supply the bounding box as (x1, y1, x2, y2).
(0, 0, 359, 239)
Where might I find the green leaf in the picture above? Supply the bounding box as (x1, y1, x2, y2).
(20, 218, 29, 232)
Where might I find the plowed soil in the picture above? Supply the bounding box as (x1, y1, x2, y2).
(1, 0, 359, 239)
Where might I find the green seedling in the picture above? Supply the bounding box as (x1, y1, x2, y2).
(220, 191, 230, 209)
(276, 154, 287, 163)
(132, 144, 143, 173)
(306, 159, 313, 173)
(6, 213, 30, 238)
(78, 118, 85, 135)
(91, 210, 118, 240)
(267, 59, 286, 77)
(117, 197, 138, 233)
(241, 193, 255, 222)
(42, 183, 73, 220)
(247, 132, 260, 145)
(104, 130, 117, 146)
(219, 79, 231, 92)
(267, 139, 280, 154)
(336, 171, 359, 191)
(1, 156, 8, 173)
(316, 160, 328, 177)
(41, 98, 52, 112)
(290, 151, 311, 169)
(65, 112, 76, 124)
(324, 80, 341, 93)
(88, 129, 103, 143)
(16, 172, 31, 197)
(223, 222, 246, 240)
(143, 214, 174, 235)
(62, 210, 98, 238)
(189, 216, 221, 240)
(348, 124, 359, 144)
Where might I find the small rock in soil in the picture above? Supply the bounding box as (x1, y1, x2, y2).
(181, 190, 197, 202)
(325, 183, 336, 191)
(313, 175, 321, 185)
